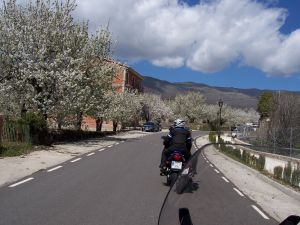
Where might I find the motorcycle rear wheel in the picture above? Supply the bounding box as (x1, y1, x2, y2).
(169, 173, 178, 187)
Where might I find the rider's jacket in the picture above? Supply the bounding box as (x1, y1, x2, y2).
(164, 127, 192, 151)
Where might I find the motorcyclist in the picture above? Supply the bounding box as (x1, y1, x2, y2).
(159, 119, 192, 172)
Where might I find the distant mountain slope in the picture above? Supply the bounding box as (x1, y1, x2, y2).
(142, 76, 264, 108)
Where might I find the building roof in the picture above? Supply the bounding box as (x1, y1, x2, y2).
(105, 59, 144, 80)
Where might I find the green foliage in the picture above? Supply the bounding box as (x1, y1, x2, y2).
(208, 118, 227, 131)
(273, 166, 283, 180)
(283, 162, 292, 183)
(257, 155, 266, 171)
(291, 166, 300, 187)
(209, 131, 216, 142)
(242, 150, 251, 164)
(19, 112, 47, 132)
(0, 143, 32, 157)
(257, 91, 273, 119)
(18, 113, 48, 145)
(219, 145, 242, 160)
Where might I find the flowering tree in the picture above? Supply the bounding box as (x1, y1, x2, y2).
(140, 93, 173, 122)
(0, 0, 113, 129)
(204, 104, 259, 127)
(104, 90, 142, 132)
(171, 92, 206, 123)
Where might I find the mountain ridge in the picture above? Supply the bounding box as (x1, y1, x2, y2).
(142, 76, 296, 109)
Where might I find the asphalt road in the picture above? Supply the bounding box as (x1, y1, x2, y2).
(0, 131, 278, 225)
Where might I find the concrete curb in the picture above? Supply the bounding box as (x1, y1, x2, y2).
(206, 143, 300, 202)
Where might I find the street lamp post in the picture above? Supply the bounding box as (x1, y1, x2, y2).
(218, 99, 223, 142)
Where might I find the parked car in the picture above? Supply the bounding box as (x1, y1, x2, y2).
(142, 122, 161, 132)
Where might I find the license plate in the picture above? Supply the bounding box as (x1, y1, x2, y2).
(171, 161, 182, 170)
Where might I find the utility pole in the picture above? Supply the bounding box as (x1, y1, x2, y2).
(218, 99, 223, 142)
(290, 127, 293, 157)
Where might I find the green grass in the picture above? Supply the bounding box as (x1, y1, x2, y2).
(0, 142, 33, 157)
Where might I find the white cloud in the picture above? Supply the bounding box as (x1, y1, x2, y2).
(7, 0, 300, 76)
(152, 56, 185, 68)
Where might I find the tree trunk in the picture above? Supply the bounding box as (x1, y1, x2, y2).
(57, 114, 63, 130)
(76, 112, 83, 131)
(96, 117, 103, 132)
(21, 103, 27, 119)
(113, 120, 118, 133)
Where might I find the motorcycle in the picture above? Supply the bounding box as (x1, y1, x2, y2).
(160, 136, 188, 187)
(162, 151, 187, 187)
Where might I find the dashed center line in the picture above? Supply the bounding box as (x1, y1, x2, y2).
(233, 188, 245, 197)
(87, 152, 95, 156)
(9, 177, 34, 187)
(210, 164, 214, 167)
(252, 205, 270, 220)
(71, 158, 81, 163)
(214, 169, 220, 174)
(107, 145, 113, 148)
(222, 177, 229, 183)
(47, 166, 63, 172)
(114, 143, 119, 145)
(98, 148, 105, 152)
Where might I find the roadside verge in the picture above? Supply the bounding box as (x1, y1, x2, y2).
(194, 135, 300, 222)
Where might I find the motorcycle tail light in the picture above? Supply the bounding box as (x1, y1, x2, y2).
(173, 154, 181, 161)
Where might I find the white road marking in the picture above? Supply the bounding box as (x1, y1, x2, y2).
(252, 205, 270, 220)
(222, 177, 229, 183)
(107, 145, 113, 148)
(210, 164, 214, 167)
(114, 143, 119, 145)
(9, 177, 34, 187)
(233, 188, 245, 197)
(47, 166, 63, 172)
(98, 148, 105, 152)
(214, 169, 220, 174)
(71, 158, 81, 163)
(87, 152, 95, 156)
(121, 141, 125, 143)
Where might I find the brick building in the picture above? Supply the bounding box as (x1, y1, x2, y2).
(82, 61, 144, 131)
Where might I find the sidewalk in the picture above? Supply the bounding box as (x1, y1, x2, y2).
(195, 135, 300, 222)
(0, 130, 152, 187)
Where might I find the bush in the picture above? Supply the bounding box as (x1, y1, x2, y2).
(283, 162, 292, 184)
(257, 155, 265, 171)
(209, 132, 216, 143)
(19, 113, 48, 145)
(51, 130, 115, 143)
(0, 143, 32, 157)
(220, 145, 242, 161)
(291, 166, 300, 187)
(274, 166, 283, 180)
(232, 147, 242, 159)
(242, 150, 251, 164)
(249, 155, 257, 167)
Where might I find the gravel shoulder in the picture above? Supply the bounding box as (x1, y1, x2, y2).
(195, 135, 300, 222)
(0, 130, 152, 187)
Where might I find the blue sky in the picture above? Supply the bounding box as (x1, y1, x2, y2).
(130, 0, 300, 91)
(74, 0, 300, 91)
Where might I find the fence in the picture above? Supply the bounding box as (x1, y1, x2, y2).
(0, 118, 31, 147)
(234, 125, 300, 159)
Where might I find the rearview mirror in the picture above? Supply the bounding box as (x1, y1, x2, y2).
(279, 215, 300, 225)
(179, 208, 193, 225)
